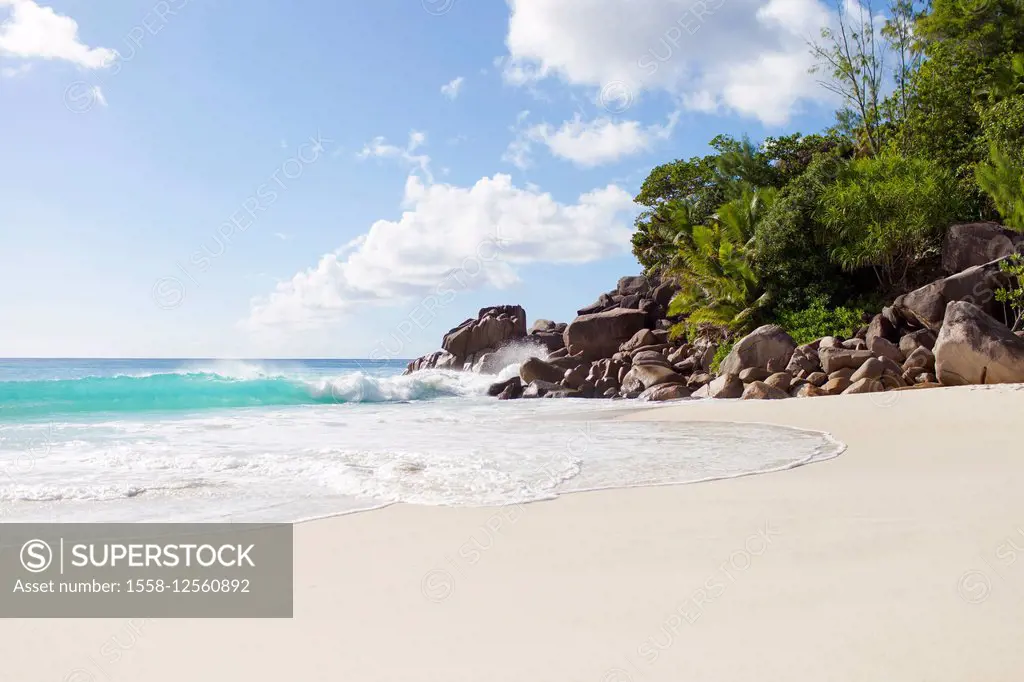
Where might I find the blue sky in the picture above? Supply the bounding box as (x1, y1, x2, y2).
(0, 0, 840, 358)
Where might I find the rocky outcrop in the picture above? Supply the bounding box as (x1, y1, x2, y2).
(519, 357, 566, 385)
(899, 329, 936, 357)
(563, 308, 648, 361)
(488, 376, 521, 397)
(693, 373, 744, 399)
(741, 381, 789, 400)
(620, 329, 658, 353)
(572, 274, 679, 326)
(522, 380, 563, 399)
(444, 305, 526, 358)
(865, 313, 897, 347)
(934, 301, 1024, 385)
(405, 305, 528, 373)
(893, 258, 1014, 331)
(489, 377, 524, 400)
(818, 347, 873, 374)
(843, 377, 884, 394)
(719, 325, 796, 375)
(638, 384, 692, 401)
(621, 364, 685, 393)
(528, 320, 567, 353)
(869, 336, 903, 363)
(942, 222, 1024, 274)
(408, 248, 1022, 404)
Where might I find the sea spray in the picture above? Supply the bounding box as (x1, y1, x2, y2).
(477, 340, 551, 378)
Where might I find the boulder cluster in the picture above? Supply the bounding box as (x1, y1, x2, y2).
(404, 305, 527, 374)
(405, 223, 1024, 401)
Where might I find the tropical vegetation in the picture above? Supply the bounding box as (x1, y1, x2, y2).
(632, 0, 1024, 339)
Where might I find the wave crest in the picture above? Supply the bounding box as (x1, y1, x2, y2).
(0, 369, 499, 419)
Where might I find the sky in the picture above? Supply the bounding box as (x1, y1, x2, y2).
(0, 0, 842, 358)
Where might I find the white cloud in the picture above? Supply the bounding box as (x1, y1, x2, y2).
(0, 0, 116, 69)
(507, 111, 679, 168)
(246, 170, 637, 330)
(441, 76, 464, 99)
(502, 0, 838, 125)
(273, 232, 290, 241)
(358, 130, 433, 182)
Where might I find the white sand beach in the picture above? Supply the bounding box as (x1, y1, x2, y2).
(5, 384, 1024, 682)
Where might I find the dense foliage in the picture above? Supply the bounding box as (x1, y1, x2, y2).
(630, 0, 1024, 338)
(665, 188, 775, 338)
(816, 154, 964, 291)
(774, 298, 868, 346)
(977, 145, 1024, 229)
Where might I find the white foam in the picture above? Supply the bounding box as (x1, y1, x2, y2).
(0, 395, 845, 523)
(312, 369, 498, 402)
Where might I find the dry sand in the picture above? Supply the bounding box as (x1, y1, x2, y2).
(4, 384, 1024, 681)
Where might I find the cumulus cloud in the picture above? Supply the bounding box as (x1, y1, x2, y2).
(506, 111, 679, 168)
(502, 0, 838, 125)
(246, 169, 637, 329)
(0, 0, 116, 69)
(441, 76, 464, 99)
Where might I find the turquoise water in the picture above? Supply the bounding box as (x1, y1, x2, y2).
(0, 359, 408, 420)
(0, 358, 844, 523)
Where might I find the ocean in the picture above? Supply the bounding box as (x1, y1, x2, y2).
(0, 358, 843, 523)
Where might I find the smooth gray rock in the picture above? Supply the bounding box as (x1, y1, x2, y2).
(719, 325, 797, 375)
(563, 308, 649, 361)
(934, 301, 1024, 385)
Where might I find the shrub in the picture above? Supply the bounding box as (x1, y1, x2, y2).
(774, 297, 868, 345)
(995, 254, 1024, 331)
(709, 340, 735, 374)
(816, 154, 966, 292)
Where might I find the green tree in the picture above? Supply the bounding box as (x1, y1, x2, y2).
(816, 154, 966, 291)
(881, 0, 923, 125)
(899, 0, 1024, 197)
(631, 133, 842, 273)
(976, 144, 1024, 230)
(753, 154, 855, 312)
(667, 189, 776, 337)
(979, 94, 1024, 167)
(631, 135, 773, 273)
(810, 0, 886, 154)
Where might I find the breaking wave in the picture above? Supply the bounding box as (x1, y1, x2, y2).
(0, 369, 500, 419)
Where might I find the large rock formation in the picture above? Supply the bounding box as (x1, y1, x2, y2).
(893, 257, 1014, 331)
(563, 308, 649, 361)
(933, 301, 1024, 385)
(572, 273, 679, 326)
(620, 364, 685, 393)
(942, 222, 1024, 274)
(405, 305, 527, 373)
(527, 320, 567, 353)
(519, 357, 566, 385)
(404, 249, 1023, 403)
(719, 325, 796, 375)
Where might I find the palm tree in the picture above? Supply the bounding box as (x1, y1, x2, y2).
(666, 188, 776, 338)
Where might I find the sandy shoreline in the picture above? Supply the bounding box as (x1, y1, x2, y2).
(4, 384, 1024, 681)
